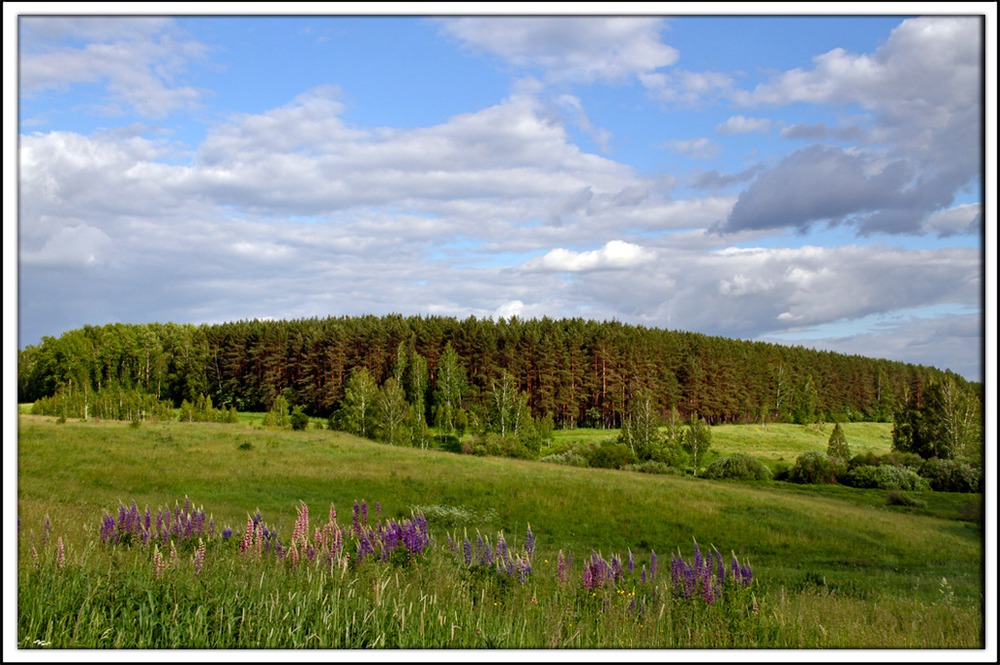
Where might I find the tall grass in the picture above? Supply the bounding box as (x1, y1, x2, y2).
(15, 415, 985, 649)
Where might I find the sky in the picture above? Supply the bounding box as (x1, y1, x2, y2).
(7, 4, 996, 383)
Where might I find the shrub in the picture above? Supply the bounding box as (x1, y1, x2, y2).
(539, 450, 589, 467)
(586, 439, 636, 469)
(621, 460, 683, 475)
(786, 451, 839, 484)
(918, 458, 983, 493)
(843, 464, 929, 491)
(703, 454, 773, 481)
(289, 407, 310, 431)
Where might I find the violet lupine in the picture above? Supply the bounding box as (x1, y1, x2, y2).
(222, 526, 233, 542)
(650, 549, 658, 581)
(42, 516, 52, 545)
(463, 536, 474, 566)
(525, 525, 535, 560)
(55, 537, 65, 570)
(627, 550, 635, 575)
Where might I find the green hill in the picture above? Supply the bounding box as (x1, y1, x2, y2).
(16, 414, 983, 648)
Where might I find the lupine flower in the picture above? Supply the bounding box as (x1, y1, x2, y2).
(556, 550, 568, 585)
(56, 537, 65, 570)
(153, 545, 165, 578)
(222, 526, 233, 542)
(193, 538, 206, 576)
(525, 525, 535, 560)
(42, 516, 52, 545)
(463, 536, 474, 566)
(650, 549, 658, 581)
(31, 546, 40, 569)
(627, 549, 635, 575)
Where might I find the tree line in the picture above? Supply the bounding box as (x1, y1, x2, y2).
(17, 315, 978, 429)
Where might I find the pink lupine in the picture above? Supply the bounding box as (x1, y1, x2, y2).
(153, 545, 166, 578)
(56, 537, 65, 570)
(240, 515, 254, 554)
(193, 538, 206, 576)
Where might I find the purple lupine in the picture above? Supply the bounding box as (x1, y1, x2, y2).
(525, 525, 535, 560)
(352, 501, 361, 536)
(222, 526, 233, 542)
(463, 537, 473, 566)
(627, 550, 635, 575)
(41, 515, 51, 545)
(495, 532, 508, 562)
(650, 549, 658, 581)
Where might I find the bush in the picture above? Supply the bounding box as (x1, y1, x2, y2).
(703, 454, 773, 481)
(289, 407, 310, 431)
(786, 451, 840, 484)
(462, 433, 535, 460)
(843, 464, 929, 491)
(539, 450, 589, 467)
(918, 458, 983, 493)
(621, 460, 683, 475)
(585, 439, 636, 469)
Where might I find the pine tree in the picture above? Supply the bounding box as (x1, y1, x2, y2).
(826, 422, 850, 461)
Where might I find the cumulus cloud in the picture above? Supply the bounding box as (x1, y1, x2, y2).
(521, 240, 655, 273)
(437, 17, 677, 83)
(721, 17, 981, 236)
(717, 145, 917, 233)
(19, 17, 208, 118)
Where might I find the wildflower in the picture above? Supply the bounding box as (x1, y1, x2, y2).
(627, 549, 635, 575)
(193, 538, 206, 576)
(556, 550, 569, 585)
(240, 515, 254, 554)
(56, 537, 65, 570)
(31, 546, 40, 569)
(42, 516, 52, 545)
(463, 536, 473, 567)
(525, 525, 535, 560)
(153, 545, 165, 578)
(222, 526, 233, 542)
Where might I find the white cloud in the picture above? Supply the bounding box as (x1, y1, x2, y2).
(640, 69, 734, 106)
(437, 17, 677, 84)
(19, 17, 208, 118)
(522, 240, 655, 273)
(716, 115, 771, 135)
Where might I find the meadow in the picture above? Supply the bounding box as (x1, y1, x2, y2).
(16, 413, 985, 650)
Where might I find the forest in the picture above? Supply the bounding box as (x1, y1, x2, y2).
(18, 314, 977, 429)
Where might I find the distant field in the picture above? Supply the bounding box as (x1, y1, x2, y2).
(549, 421, 893, 470)
(16, 414, 983, 648)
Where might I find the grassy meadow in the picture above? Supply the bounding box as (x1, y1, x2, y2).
(15, 413, 985, 650)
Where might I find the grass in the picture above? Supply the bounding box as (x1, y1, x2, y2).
(15, 414, 985, 650)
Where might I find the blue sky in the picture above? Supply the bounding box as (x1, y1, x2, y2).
(8, 4, 994, 382)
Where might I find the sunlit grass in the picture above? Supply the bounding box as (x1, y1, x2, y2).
(16, 414, 984, 649)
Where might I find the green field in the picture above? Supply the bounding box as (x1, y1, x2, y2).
(16, 414, 984, 650)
